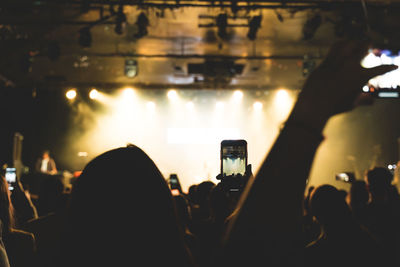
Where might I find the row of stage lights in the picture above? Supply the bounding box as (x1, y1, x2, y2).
(65, 87, 292, 111)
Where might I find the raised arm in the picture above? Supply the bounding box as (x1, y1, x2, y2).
(217, 40, 397, 266)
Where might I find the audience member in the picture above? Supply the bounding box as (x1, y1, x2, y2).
(173, 194, 199, 264)
(348, 180, 369, 226)
(305, 184, 386, 267)
(364, 167, 400, 265)
(0, 175, 36, 267)
(58, 145, 196, 267)
(214, 39, 397, 267)
(22, 178, 70, 267)
(10, 180, 38, 226)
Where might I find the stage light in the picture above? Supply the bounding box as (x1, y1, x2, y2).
(89, 89, 99, 100)
(233, 90, 243, 101)
(275, 89, 289, 104)
(125, 59, 138, 78)
(66, 89, 77, 100)
(253, 101, 263, 110)
(78, 27, 92, 47)
(216, 13, 228, 39)
(122, 88, 135, 98)
(146, 101, 156, 110)
(216, 101, 224, 109)
(186, 101, 194, 110)
(114, 5, 126, 35)
(133, 12, 149, 39)
(247, 15, 262, 41)
(167, 90, 178, 101)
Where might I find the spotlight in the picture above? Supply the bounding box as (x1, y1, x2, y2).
(167, 90, 178, 100)
(186, 101, 194, 110)
(302, 14, 322, 41)
(133, 12, 149, 39)
(253, 101, 263, 110)
(122, 88, 135, 98)
(89, 89, 99, 100)
(233, 90, 243, 101)
(216, 101, 224, 109)
(66, 89, 77, 100)
(275, 89, 290, 106)
(78, 27, 92, 47)
(125, 59, 138, 78)
(216, 13, 228, 39)
(247, 15, 262, 41)
(114, 5, 126, 35)
(146, 101, 156, 110)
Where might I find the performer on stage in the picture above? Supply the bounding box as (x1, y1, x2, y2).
(35, 150, 57, 175)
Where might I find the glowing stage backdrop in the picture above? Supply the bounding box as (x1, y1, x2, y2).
(62, 88, 297, 191)
(61, 87, 400, 192)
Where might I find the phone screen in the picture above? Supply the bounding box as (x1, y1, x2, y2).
(335, 172, 355, 183)
(169, 174, 180, 190)
(5, 168, 16, 191)
(361, 49, 400, 98)
(221, 140, 247, 177)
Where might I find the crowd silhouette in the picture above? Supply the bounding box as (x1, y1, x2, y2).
(0, 39, 399, 267)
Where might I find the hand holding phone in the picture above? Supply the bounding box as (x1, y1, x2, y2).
(5, 168, 17, 191)
(220, 139, 248, 178)
(335, 172, 356, 183)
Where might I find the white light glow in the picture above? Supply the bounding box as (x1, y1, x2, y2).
(89, 89, 99, 100)
(186, 101, 194, 110)
(122, 88, 135, 99)
(276, 89, 289, 104)
(146, 101, 156, 110)
(167, 90, 178, 100)
(253, 101, 263, 110)
(167, 128, 240, 144)
(361, 51, 400, 89)
(64, 89, 293, 192)
(233, 90, 243, 101)
(216, 101, 224, 109)
(66, 89, 77, 100)
(362, 85, 370, 92)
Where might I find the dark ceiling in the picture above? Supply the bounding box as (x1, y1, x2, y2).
(1, 0, 400, 91)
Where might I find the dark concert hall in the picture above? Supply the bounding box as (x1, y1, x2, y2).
(0, 1, 400, 266)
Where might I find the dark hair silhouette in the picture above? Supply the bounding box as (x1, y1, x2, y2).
(365, 167, 393, 201)
(0, 176, 15, 234)
(309, 184, 352, 228)
(60, 145, 195, 267)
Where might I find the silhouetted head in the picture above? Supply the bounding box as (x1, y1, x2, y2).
(187, 184, 198, 204)
(173, 194, 192, 230)
(310, 184, 352, 228)
(349, 180, 369, 208)
(63, 145, 193, 266)
(365, 167, 393, 200)
(196, 181, 215, 204)
(209, 183, 231, 222)
(38, 177, 66, 215)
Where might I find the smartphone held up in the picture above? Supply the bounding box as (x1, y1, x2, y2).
(220, 139, 248, 178)
(335, 172, 356, 184)
(5, 167, 17, 191)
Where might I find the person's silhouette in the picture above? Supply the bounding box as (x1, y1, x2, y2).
(305, 184, 386, 267)
(58, 144, 196, 267)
